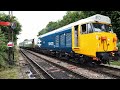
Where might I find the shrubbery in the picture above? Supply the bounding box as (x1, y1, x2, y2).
(117, 42, 120, 51)
(0, 12, 22, 69)
(0, 31, 8, 68)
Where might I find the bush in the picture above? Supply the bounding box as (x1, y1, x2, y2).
(117, 42, 120, 51)
(0, 52, 8, 68)
(0, 31, 8, 68)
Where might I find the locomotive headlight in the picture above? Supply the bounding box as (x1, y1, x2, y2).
(108, 38, 110, 41)
(96, 35, 99, 39)
(113, 37, 118, 42)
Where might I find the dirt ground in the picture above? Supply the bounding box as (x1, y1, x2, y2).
(17, 53, 30, 79)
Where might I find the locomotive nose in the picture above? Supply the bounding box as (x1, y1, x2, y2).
(96, 33, 118, 52)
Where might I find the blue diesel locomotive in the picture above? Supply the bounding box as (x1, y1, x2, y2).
(19, 14, 120, 65)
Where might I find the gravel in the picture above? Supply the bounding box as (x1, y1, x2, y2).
(28, 50, 116, 79)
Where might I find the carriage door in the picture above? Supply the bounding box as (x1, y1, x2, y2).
(72, 25, 80, 51)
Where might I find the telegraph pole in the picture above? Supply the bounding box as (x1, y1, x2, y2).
(8, 11, 11, 65)
(8, 11, 14, 65)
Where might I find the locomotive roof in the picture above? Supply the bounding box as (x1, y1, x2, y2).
(39, 14, 111, 38)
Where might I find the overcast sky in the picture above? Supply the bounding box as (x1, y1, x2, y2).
(3, 11, 67, 45)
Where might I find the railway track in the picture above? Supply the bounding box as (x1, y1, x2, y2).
(20, 50, 51, 79)
(66, 60, 120, 79)
(45, 52, 120, 79)
(25, 49, 118, 79)
(82, 64, 120, 79)
(20, 49, 88, 79)
(97, 64, 120, 78)
(61, 58, 120, 79)
(58, 57, 120, 79)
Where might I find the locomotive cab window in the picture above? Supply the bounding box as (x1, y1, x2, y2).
(81, 24, 87, 34)
(87, 23, 93, 33)
(92, 23, 113, 33)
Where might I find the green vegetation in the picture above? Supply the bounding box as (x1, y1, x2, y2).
(0, 13, 22, 44)
(38, 11, 84, 36)
(117, 42, 120, 51)
(110, 61, 120, 66)
(0, 12, 22, 70)
(0, 66, 20, 79)
(0, 31, 8, 68)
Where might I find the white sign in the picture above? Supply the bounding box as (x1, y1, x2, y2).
(7, 42, 14, 47)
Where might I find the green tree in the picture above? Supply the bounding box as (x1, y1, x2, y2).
(38, 11, 84, 36)
(0, 31, 8, 67)
(0, 12, 22, 68)
(0, 31, 7, 52)
(38, 28, 48, 36)
(0, 13, 22, 44)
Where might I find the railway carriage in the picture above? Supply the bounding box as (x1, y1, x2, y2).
(20, 14, 120, 65)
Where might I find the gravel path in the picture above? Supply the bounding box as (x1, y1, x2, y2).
(17, 53, 32, 79)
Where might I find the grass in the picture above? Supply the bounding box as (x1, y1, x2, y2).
(0, 66, 20, 79)
(110, 61, 120, 66)
(0, 46, 29, 79)
(0, 46, 21, 79)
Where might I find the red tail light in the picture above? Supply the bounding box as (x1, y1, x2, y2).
(113, 37, 117, 42)
(101, 36, 107, 41)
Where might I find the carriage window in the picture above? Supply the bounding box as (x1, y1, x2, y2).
(66, 33, 71, 47)
(81, 24, 87, 34)
(55, 35, 59, 47)
(60, 34, 65, 46)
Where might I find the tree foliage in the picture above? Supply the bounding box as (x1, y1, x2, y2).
(0, 13, 22, 44)
(38, 11, 120, 40)
(37, 11, 84, 36)
(0, 12, 22, 67)
(0, 31, 7, 52)
(0, 31, 8, 68)
(37, 11, 86, 36)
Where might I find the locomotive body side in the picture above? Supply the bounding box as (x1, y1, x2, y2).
(38, 28, 72, 56)
(19, 14, 119, 65)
